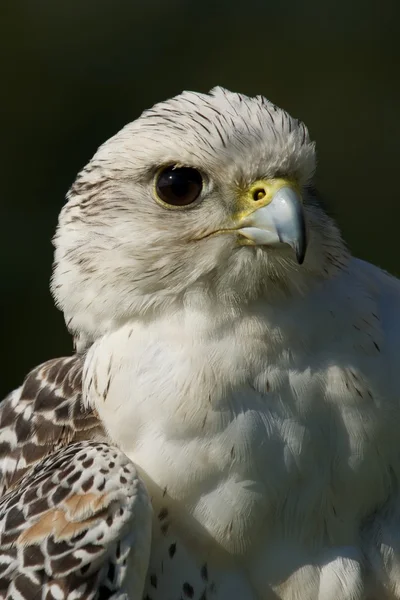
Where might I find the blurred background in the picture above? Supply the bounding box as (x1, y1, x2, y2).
(1, 0, 399, 397)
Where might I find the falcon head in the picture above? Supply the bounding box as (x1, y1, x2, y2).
(52, 87, 347, 346)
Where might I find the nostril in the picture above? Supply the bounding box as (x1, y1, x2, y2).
(252, 188, 266, 201)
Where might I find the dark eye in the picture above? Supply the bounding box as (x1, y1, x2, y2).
(155, 166, 203, 207)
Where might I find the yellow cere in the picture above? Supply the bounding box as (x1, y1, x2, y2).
(235, 178, 300, 221)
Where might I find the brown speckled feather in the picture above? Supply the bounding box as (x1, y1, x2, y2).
(0, 358, 152, 599)
(0, 441, 151, 600)
(0, 356, 106, 496)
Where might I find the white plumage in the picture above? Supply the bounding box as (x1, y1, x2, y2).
(1, 87, 400, 599)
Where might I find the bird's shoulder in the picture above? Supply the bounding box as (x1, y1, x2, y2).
(0, 355, 106, 497)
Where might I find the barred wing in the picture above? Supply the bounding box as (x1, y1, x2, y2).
(0, 356, 105, 496)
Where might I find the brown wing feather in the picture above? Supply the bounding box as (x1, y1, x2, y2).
(0, 356, 106, 497)
(0, 441, 152, 600)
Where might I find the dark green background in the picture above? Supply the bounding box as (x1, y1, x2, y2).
(1, 0, 399, 398)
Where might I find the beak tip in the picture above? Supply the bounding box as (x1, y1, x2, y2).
(296, 246, 306, 265)
(293, 214, 308, 265)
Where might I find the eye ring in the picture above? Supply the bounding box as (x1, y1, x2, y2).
(154, 165, 203, 209)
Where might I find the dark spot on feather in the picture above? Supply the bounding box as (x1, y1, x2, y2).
(34, 385, 61, 411)
(168, 542, 176, 558)
(0, 441, 11, 456)
(67, 470, 82, 485)
(107, 562, 115, 584)
(22, 442, 47, 463)
(201, 563, 208, 581)
(63, 461, 82, 480)
(47, 538, 71, 556)
(120, 476, 127, 484)
(4, 493, 21, 510)
(158, 507, 168, 521)
(82, 458, 94, 469)
(52, 484, 71, 505)
(0, 404, 18, 429)
(183, 582, 194, 597)
(150, 574, 158, 588)
(81, 563, 91, 575)
(70, 529, 87, 543)
(0, 530, 19, 546)
(21, 373, 41, 400)
(55, 403, 70, 421)
(103, 377, 111, 400)
(0, 579, 11, 595)
(15, 415, 31, 439)
(22, 545, 45, 567)
(50, 553, 81, 574)
(85, 543, 102, 554)
(14, 573, 41, 597)
(26, 497, 51, 518)
(81, 476, 94, 492)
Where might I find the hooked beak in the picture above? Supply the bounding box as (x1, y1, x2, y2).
(236, 180, 308, 264)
